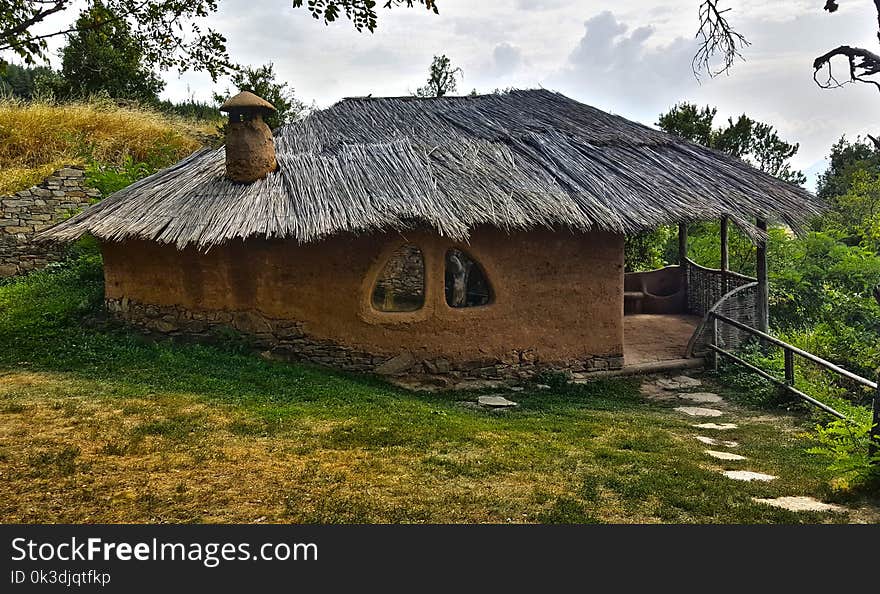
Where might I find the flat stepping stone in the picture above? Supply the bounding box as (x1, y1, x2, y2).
(723, 470, 777, 482)
(478, 395, 518, 408)
(705, 450, 747, 461)
(695, 435, 739, 447)
(675, 406, 723, 417)
(656, 375, 702, 390)
(752, 496, 845, 513)
(694, 422, 738, 430)
(640, 383, 677, 401)
(678, 392, 723, 404)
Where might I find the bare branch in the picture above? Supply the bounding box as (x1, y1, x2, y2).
(813, 1, 880, 92)
(813, 45, 880, 91)
(693, 0, 750, 78)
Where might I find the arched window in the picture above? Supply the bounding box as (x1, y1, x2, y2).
(445, 249, 492, 308)
(371, 244, 425, 312)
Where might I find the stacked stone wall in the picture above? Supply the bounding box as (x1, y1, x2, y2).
(0, 167, 99, 277)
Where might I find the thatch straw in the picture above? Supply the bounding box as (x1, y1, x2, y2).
(39, 89, 823, 249)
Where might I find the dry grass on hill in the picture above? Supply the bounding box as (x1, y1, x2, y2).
(0, 98, 215, 195)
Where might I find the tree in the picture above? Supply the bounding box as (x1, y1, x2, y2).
(658, 103, 807, 185)
(1, 1, 440, 78)
(414, 54, 462, 98)
(0, 63, 53, 99)
(654, 103, 715, 146)
(813, 138, 880, 248)
(817, 137, 880, 201)
(52, 2, 164, 103)
(0, 1, 230, 80)
(822, 169, 880, 249)
(214, 63, 307, 130)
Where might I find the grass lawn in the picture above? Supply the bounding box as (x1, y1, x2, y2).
(0, 254, 874, 523)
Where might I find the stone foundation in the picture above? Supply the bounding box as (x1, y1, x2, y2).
(0, 167, 100, 277)
(106, 298, 624, 383)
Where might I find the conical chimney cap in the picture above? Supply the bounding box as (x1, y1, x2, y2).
(220, 91, 277, 113)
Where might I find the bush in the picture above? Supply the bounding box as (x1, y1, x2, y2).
(624, 227, 674, 272)
(85, 156, 156, 197)
(0, 242, 104, 347)
(807, 416, 880, 489)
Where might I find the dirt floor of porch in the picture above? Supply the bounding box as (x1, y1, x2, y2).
(623, 314, 702, 368)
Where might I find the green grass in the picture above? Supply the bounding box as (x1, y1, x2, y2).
(0, 253, 873, 523)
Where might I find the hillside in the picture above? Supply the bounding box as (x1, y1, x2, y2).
(0, 98, 220, 196)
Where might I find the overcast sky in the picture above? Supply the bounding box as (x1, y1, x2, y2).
(17, 0, 880, 189)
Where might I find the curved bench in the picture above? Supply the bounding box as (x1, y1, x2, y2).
(624, 265, 687, 315)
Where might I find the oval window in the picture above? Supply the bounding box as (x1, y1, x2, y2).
(445, 249, 492, 308)
(371, 244, 425, 312)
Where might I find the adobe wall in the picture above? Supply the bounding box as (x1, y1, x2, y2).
(101, 228, 625, 380)
(0, 167, 100, 277)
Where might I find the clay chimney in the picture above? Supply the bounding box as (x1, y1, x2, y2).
(219, 91, 278, 183)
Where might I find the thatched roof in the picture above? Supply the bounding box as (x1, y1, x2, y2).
(40, 89, 823, 249)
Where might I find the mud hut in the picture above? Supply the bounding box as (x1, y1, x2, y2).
(39, 90, 823, 381)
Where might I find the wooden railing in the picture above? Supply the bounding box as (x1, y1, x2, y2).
(707, 312, 880, 457)
(684, 258, 756, 317)
(683, 258, 880, 457)
(687, 281, 758, 358)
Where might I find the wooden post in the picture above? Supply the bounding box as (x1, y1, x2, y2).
(679, 222, 689, 308)
(711, 316, 719, 372)
(870, 378, 880, 460)
(756, 218, 769, 334)
(720, 216, 729, 293)
(678, 223, 688, 265)
(784, 349, 795, 386)
(870, 289, 880, 461)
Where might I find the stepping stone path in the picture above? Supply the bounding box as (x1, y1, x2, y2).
(722, 470, 777, 482)
(477, 395, 518, 408)
(674, 406, 723, 417)
(640, 374, 853, 517)
(678, 392, 723, 404)
(656, 375, 702, 390)
(639, 382, 678, 401)
(753, 496, 845, 513)
(694, 422, 738, 430)
(705, 450, 747, 461)
(695, 435, 739, 447)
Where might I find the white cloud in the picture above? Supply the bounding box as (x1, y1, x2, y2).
(548, 11, 699, 117)
(492, 42, 523, 76)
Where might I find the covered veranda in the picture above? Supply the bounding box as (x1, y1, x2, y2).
(620, 217, 767, 372)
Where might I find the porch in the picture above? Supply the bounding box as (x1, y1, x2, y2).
(623, 314, 702, 367)
(620, 218, 764, 373)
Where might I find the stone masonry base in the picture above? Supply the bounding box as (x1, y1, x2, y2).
(106, 298, 624, 384)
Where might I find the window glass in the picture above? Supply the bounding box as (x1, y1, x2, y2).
(372, 244, 425, 312)
(445, 249, 492, 308)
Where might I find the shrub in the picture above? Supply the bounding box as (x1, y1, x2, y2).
(85, 156, 156, 197)
(807, 416, 880, 489)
